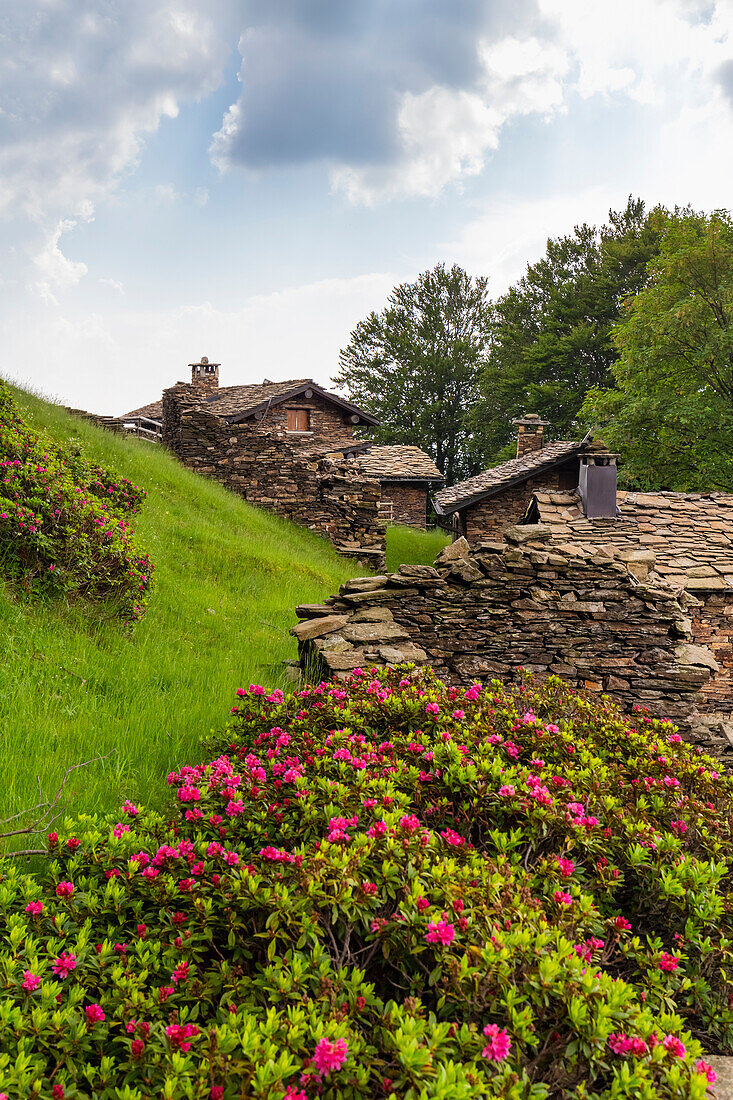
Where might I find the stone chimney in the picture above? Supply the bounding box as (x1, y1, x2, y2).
(578, 445, 618, 519)
(513, 413, 550, 459)
(189, 355, 220, 391)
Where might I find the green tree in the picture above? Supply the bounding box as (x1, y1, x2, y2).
(333, 263, 491, 484)
(475, 197, 665, 459)
(582, 209, 733, 491)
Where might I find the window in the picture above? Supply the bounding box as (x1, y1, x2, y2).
(286, 408, 310, 432)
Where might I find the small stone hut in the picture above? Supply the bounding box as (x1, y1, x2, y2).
(433, 414, 584, 542)
(122, 358, 443, 557)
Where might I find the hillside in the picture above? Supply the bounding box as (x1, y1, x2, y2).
(0, 387, 367, 835)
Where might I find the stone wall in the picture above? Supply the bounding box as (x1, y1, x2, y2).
(293, 531, 733, 758)
(457, 460, 579, 542)
(65, 408, 126, 434)
(380, 482, 428, 528)
(162, 383, 384, 566)
(251, 392, 358, 446)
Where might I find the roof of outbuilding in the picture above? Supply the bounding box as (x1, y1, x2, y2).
(354, 445, 443, 483)
(433, 441, 583, 514)
(525, 488, 733, 589)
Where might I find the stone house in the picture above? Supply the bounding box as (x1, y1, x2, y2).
(293, 449, 733, 759)
(122, 358, 442, 558)
(433, 414, 585, 541)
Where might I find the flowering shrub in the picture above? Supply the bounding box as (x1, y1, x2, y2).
(1, 668, 731, 1097)
(0, 383, 152, 618)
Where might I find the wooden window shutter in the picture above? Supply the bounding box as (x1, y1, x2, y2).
(287, 409, 310, 431)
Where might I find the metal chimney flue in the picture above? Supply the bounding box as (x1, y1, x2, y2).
(579, 449, 618, 519)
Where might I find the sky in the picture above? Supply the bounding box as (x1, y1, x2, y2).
(2, 0, 733, 415)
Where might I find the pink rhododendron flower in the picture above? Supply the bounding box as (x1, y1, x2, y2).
(440, 828, 465, 847)
(312, 1037, 348, 1076)
(482, 1023, 511, 1061)
(613, 916, 632, 932)
(556, 857, 575, 877)
(166, 1023, 200, 1052)
(52, 952, 77, 978)
(663, 1035, 686, 1058)
(24, 901, 43, 915)
(608, 1033, 648, 1056)
(362, 881, 377, 896)
(695, 1060, 717, 1084)
(55, 881, 74, 898)
(399, 814, 420, 833)
(426, 920, 455, 945)
(416, 897, 429, 912)
(657, 952, 680, 972)
(113, 823, 130, 838)
(86, 1004, 105, 1024)
(22, 971, 40, 992)
(553, 890, 573, 906)
(131, 1039, 145, 1058)
(123, 800, 140, 815)
(498, 785, 515, 797)
(260, 846, 295, 863)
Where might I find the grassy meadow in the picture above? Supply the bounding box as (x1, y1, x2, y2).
(1, 390, 366, 837)
(385, 522, 451, 572)
(0, 392, 449, 844)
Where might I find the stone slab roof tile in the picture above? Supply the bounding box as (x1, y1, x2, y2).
(202, 379, 316, 417)
(354, 445, 443, 482)
(122, 399, 163, 421)
(434, 441, 582, 514)
(530, 488, 733, 584)
(123, 379, 380, 426)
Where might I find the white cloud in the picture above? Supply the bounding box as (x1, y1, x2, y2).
(33, 219, 90, 303)
(324, 0, 733, 204)
(0, 0, 237, 295)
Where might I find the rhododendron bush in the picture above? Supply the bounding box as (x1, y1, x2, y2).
(1, 669, 732, 1098)
(0, 382, 152, 619)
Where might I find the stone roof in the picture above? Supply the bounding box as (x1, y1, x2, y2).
(354, 445, 443, 483)
(122, 399, 163, 421)
(122, 379, 380, 426)
(206, 380, 379, 425)
(526, 488, 733, 590)
(433, 441, 582, 514)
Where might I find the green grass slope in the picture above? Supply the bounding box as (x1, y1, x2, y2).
(0, 388, 367, 833)
(385, 523, 450, 572)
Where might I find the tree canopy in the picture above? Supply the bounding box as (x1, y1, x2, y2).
(582, 209, 733, 491)
(473, 198, 665, 461)
(333, 264, 491, 485)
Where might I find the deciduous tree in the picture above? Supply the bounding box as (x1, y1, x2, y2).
(583, 209, 733, 490)
(333, 264, 491, 484)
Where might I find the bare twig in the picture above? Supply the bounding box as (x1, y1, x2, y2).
(0, 751, 116, 854)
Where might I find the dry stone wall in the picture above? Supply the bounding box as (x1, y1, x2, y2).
(293, 531, 733, 759)
(162, 384, 384, 566)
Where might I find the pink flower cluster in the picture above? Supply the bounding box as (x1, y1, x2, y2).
(260, 846, 295, 863)
(426, 920, 455, 946)
(166, 1023, 200, 1052)
(481, 1024, 511, 1061)
(312, 1037, 348, 1077)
